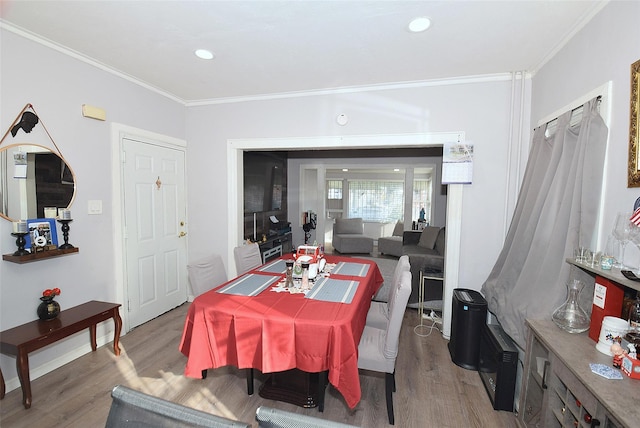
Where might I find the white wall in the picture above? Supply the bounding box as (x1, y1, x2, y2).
(531, 1, 640, 265)
(0, 29, 185, 389)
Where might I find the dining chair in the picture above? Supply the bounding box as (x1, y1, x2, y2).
(357, 269, 412, 425)
(365, 255, 410, 329)
(255, 406, 358, 428)
(233, 242, 262, 274)
(187, 254, 227, 297)
(106, 385, 251, 428)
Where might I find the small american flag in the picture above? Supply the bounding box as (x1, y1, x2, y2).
(631, 208, 640, 226)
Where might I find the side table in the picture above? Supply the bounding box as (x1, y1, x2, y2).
(414, 270, 444, 336)
(0, 300, 122, 409)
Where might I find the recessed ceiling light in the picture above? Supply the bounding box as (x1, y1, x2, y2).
(394, 168, 400, 172)
(342, 168, 349, 172)
(408, 16, 431, 33)
(195, 49, 214, 60)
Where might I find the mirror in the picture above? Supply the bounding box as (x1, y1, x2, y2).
(628, 58, 640, 187)
(0, 143, 76, 222)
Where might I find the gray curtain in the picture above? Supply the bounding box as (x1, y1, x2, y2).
(482, 97, 608, 349)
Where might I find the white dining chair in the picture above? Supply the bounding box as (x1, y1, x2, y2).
(187, 254, 227, 297)
(357, 269, 412, 425)
(365, 255, 410, 329)
(233, 243, 262, 274)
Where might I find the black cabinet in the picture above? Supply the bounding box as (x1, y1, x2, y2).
(258, 233, 293, 263)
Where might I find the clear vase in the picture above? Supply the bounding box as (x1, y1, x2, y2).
(552, 279, 590, 333)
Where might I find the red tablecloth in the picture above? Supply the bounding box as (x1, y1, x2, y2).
(179, 255, 383, 409)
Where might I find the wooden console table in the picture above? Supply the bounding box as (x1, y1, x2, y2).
(0, 300, 122, 409)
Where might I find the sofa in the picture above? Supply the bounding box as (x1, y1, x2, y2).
(332, 217, 373, 254)
(402, 226, 445, 307)
(377, 221, 404, 257)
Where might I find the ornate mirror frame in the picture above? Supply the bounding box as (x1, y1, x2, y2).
(628, 59, 640, 187)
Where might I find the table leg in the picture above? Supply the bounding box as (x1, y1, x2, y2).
(90, 324, 97, 352)
(112, 308, 122, 356)
(0, 366, 5, 399)
(16, 349, 31, 409)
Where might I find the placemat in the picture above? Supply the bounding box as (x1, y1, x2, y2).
(217, 274, 280, 296)
(305, 278, 359, 304)
(331, 261, 370, 277)
(257, 259, 288, 274)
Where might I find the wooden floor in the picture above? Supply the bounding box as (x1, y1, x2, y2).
(0, 303, 518, 427)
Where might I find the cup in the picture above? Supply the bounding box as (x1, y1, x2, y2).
(574, 247, 589, 263)
(595, 316, 629, 356)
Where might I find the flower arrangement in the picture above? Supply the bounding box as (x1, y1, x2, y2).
(42, 288, 61, 299)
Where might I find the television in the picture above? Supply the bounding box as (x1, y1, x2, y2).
(243, 151, 288, 240)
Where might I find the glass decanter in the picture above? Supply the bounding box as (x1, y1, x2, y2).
(552, 279, 590, 333)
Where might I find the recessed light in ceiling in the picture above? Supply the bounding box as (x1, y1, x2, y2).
(408, 16, 432, 33)
(195, 49, 214, 60)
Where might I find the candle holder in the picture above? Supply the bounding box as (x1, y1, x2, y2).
(57, 219, 74, 249)
(11, 232, 29, 256)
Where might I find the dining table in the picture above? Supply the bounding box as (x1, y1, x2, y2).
(179, 253, 383, 410)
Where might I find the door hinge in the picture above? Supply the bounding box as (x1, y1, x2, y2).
(127, 299, 131, 312)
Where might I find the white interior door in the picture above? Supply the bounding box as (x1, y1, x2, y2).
(122, 137, 187, 329)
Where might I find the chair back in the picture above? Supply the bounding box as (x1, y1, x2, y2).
(384, 255, 410, 306)
(106, 385, 251, 428)
(255, 406, 358, 428)
(234, 243, 262, 274)
(383, 269, 412, 359)
(187, 254, 227, 297)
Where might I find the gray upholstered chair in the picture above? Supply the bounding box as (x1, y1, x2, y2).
(255, 406, 358, 428)
(187, 253, 227, 297)
(332, 217, 373, 254)
(357, 269, 412, 425)
(233, 242, 262, 274)
(365, 255, 410, 329)
(105, 385, 251, 428)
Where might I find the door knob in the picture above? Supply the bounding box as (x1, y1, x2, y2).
(179, 231, 187, 237)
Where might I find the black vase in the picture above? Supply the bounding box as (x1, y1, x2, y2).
(37, 296, 60, 321)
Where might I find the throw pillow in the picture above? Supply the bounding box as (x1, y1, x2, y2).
(392, 222, 404, 236)
(418, 226, 440, 249)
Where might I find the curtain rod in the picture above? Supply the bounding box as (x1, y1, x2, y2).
(539, 95, 602, 131)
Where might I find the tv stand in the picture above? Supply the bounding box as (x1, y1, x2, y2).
(258, 233, 292, 263)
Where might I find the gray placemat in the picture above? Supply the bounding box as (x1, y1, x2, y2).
(257, 259, 288, 274)
(305, 278, 359, 304)
(217, 274, 280, 296)
(331, 262, 370, 277)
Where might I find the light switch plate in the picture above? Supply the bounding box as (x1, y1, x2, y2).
(88, 199, 103, 215)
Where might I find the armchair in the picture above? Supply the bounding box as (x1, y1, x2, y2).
(332, 217, 373, 254)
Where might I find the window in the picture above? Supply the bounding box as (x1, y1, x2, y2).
(348, 180, 403, 222)
(327, 180, 342, 199)
(412, 178, 432, 224)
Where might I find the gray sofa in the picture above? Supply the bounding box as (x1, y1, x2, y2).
(332, 217, 373, 254)
(377, 221, 404, 257)
(402, 226, 445, 307)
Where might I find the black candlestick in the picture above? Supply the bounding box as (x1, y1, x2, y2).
(57, 219, 74, 249)
(11, 232, 29, 256)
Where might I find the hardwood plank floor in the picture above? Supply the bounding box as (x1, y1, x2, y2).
(0, 303, 518, 427)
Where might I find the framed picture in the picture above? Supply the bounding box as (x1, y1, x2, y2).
(25, 218, 58, 250)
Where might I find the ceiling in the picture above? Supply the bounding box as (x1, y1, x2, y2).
(0, 1, 607, 104)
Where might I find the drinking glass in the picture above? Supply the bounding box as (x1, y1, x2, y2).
(613, 212, 633, 268)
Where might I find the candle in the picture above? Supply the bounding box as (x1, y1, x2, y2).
(13, 221, 27, 234)
(59, 208, 72, 220)
(44, 207, 57, 218)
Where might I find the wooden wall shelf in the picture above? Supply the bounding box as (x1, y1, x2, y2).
(2, 247, 79, 264)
